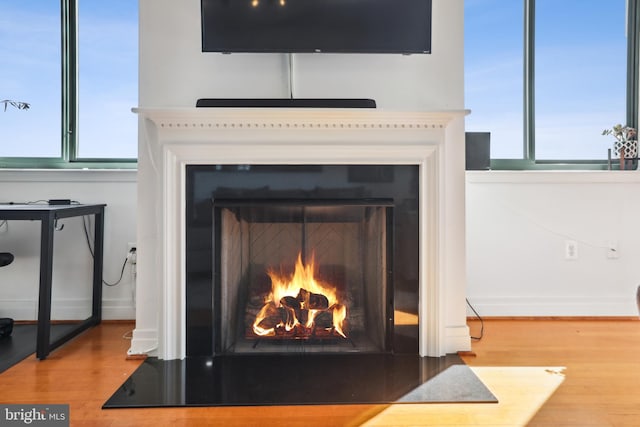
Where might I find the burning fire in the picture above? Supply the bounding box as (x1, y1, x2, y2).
(252, 253, 347, 339)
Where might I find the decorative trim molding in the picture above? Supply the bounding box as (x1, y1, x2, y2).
(0, 300, 36, 321)
(102, 299, 136, 320)
(127, 328, 159, 356)
(133, 108, 469, 130)
(132, 107, 470, 359)
(444, 325, 472, 354)
(0, 298, 134, 321)
(466, 296, 639, 317)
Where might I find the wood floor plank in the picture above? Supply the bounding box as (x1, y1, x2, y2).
(1, 319, 638, 426)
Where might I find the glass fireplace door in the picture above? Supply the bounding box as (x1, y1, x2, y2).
(213, 200, 394, 355)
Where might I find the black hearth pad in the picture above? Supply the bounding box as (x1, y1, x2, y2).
(103, 354, 497, 408)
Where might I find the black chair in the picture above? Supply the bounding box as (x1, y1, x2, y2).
(0, 252, 14, 267)
(0, 252, 14, 338)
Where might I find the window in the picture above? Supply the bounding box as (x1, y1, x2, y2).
(0, 1, 61, 158)
(465, 0, 524, 159)
(0, 0, 137, 168)
(465, 0, 639, 169)
(77, 1, 138, 159)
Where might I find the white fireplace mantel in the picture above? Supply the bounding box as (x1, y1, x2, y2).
(129, 107, 471, 359)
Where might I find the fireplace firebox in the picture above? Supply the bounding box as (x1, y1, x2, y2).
(186, 165, 420, 357)
(216, 199, 393, 354)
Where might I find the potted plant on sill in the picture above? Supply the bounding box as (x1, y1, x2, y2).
(602, 124, 637, 169)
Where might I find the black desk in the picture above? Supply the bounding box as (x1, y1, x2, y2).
(0, 204, 105, 359)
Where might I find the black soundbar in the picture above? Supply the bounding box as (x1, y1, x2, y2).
(196, 98, 376, 109)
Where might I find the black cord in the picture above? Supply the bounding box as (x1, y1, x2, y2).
(82, 214, 128, 287)
(103, 257, 129, 287)
(466, 298, 484, 340)
(288, 53, 294, 99)
(0, 200, 48, 205)
(82, 215, 94, 258)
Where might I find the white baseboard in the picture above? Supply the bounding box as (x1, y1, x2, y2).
(444, 324, 471, 354)
(102, 299, 136, 320)
(128, 328, 158, 357)
(0, 298, 134, 321)
(0, 300, 37, 320)
(466, 296, 638, 317)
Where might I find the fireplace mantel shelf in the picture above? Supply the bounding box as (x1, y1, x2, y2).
(133, 107, 469, 130)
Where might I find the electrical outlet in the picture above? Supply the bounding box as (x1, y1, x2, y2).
(606, 240, 619, 259)
(127, 242, 137, 264)
(565, 240, 578, 260)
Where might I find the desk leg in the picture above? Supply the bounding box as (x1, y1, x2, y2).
(36, 215, 55, 360)
(92, 210, 104, 323)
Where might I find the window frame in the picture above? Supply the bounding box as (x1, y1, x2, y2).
(489, 0, 640, 170)
(3, 1, 638, 170)
(0, 0, 137, 169)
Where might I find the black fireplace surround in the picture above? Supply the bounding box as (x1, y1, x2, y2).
(186, 164, 420, 357)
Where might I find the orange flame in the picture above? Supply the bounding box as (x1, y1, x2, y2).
(332, 304, 347, 338)
(252, 253, 347, 338)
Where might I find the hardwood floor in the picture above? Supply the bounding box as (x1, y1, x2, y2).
(0, 319, 638, 426)
(463, 319, 640, 427)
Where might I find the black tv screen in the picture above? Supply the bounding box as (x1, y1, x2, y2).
(201, 0, 432, 54)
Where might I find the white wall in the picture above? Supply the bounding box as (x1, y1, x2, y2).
(7, 168, 637, 324)
(466, 171, 640, 317)
(0, 170, 137, 320)
(139, 0, 463, 110)
(465, 0, 640, 319)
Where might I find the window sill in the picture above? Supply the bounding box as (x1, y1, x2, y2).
(466, 169, 640, 185)
(0, 168, 137, 183)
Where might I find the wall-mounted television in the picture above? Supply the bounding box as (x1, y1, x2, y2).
(201, 0, 432, 54)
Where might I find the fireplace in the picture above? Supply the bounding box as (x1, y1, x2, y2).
(186, 164, 420, 357)
(130, 108, 471, 360)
